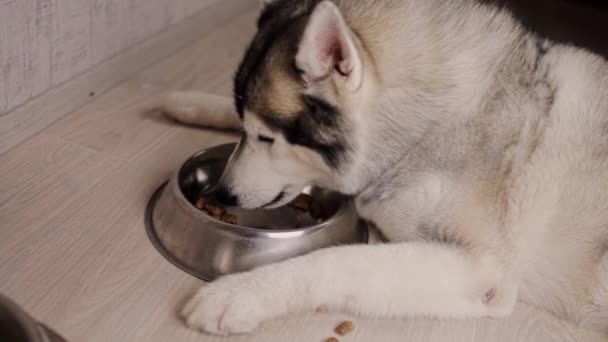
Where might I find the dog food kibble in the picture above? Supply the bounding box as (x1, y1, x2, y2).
(289, 194, 313, 212)
(195, 197, 208, 210)
(195, 191, 326, 227)
(335, 321, 355, 336)
(220, 213, 238, 225)
(205, 204, 226, 217)
(289, 194, 327, 221)
(324, 338, 339, 342)
(194, 196, 238, 224)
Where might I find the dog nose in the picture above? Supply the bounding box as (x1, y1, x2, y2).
(209, 186, 238, 206)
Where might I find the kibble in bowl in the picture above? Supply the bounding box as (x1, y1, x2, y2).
(191, 191, 332, 229)
(194, 196, 238, 225)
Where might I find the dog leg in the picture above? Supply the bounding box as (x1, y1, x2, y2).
(181, 242, 518, 335)
(163, 91, 241, 130)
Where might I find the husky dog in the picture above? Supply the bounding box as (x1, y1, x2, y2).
(164, 0, 608, 335)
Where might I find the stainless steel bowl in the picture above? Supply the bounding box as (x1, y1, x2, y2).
(145, 143, 368, 281)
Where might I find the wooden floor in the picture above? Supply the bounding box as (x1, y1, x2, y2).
(0, 9, 605, 342)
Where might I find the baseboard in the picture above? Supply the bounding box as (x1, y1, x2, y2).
(0, 0, 257, 156)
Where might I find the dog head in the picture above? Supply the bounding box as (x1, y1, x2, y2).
(212, 0, 379, 209)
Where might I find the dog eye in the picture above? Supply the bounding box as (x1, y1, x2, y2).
(257, 135, 275, 144)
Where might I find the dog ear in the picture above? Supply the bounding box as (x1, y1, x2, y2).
(295, 1, 362, 92)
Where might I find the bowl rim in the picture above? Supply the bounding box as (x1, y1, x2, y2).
(145, 181, 369, 282)
(171, 143, 356, 235)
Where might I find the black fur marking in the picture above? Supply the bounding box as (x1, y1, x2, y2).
(234, 0, 322, 118)
(261, 191, 286, 208)
(232, 0, 350, 169)
(258, 134, 275, 143)
(302, 95, 341, 127)
(260, 110, 347, 169)
(261, 94, 346, 168)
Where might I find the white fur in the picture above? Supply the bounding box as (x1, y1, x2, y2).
(164, 0, 608, 336)
(182, 243, 516, 335)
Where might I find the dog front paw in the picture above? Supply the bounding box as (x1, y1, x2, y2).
(181, 274, 281, 335)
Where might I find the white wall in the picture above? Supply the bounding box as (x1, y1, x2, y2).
(0, 0, 220, 115)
